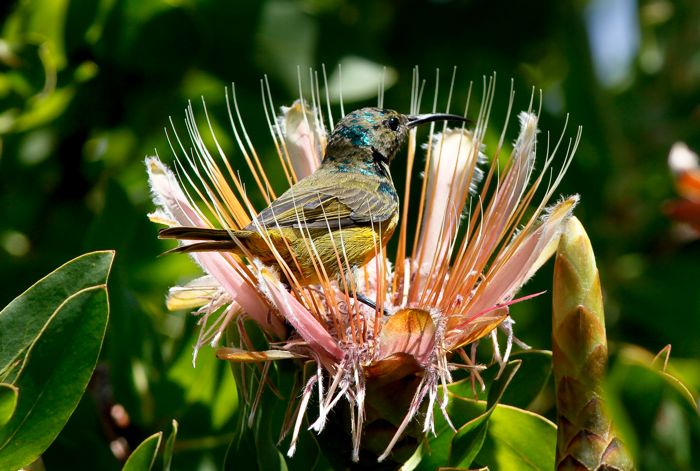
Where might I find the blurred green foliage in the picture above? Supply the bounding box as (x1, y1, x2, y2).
(1, 0, 699, 469)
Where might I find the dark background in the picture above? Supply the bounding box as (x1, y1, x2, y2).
(1, 0, 698, 469)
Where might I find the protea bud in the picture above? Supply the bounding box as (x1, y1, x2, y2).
(552, 216, 634, 470)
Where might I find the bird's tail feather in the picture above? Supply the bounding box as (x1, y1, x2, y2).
(159, 227, 234, 241)
(159, 226, 252, 254)
(163, 240, 241, 254)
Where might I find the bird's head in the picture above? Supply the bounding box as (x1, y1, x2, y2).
(325, 107, 470, 165)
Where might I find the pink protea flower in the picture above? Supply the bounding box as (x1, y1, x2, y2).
(147, 71, 580, 463)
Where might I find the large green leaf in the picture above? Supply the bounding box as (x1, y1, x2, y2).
(475, 404, 556, 470)
(412, 360, 522, 470)
(0, 279, 110, 469)
(499, 350, 552, 409)
(0, 250, 114, 379)
(123, 432, 163, 471)
(449, 360, 522, 468)
(411, 395, 485, 471)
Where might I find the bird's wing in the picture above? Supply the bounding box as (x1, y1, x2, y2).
(252, 180, 397, 231)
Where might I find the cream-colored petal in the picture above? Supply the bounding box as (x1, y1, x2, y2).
(415, 129, 481, 277)
(146, 156, 206, 227)
(166, 275, 224, 311)
(281, 100, 324, 180)
(216, 347, 303, 362)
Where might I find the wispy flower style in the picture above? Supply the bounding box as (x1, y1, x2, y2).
(147, 71, 581, 462)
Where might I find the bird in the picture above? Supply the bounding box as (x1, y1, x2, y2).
(159, 107, 469, 308)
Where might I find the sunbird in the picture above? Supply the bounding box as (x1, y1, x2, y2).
(160, 108, 469, 303)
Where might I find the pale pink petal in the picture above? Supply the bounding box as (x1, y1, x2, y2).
(202, 253, 285, 338)
(260, 271, 343, 361)
(468, 112, 540, 274)
(147, 156, 285, 338)
(447, 196, 578, 347)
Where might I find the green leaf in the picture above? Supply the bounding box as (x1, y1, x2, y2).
(476, 404, 557, 470)
(6, 0, 69, 70)
(606, 346, 700, 469)
(0, 384, 18, 426)
(165, 331, 239, 429)
(450, 360, 522, 468)
(123, 432, 163, 471)
(0, 282, 110, 469)
(446, 351, 551, 410)
(12, 87, 77, 133)
(163, 420, 178, 471)
(0, 250, 114, 378)
(412, 397, 485, 471)
(412, 360, 524, 470)
(499, 350, 552, 409)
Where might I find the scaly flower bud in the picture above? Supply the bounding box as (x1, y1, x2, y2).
(552, 216, 634, 470)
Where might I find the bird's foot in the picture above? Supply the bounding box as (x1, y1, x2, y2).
(355, 292, 391, 316)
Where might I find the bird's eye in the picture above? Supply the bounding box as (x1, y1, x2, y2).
(386, 116, 400, 132)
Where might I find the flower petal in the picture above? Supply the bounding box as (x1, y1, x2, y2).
(260, 270, 343, 361)
(146, 156, 207, 227)
(665, 199, 700, 233)
(378, 308, 435, 364)
(199, 253, 285, 337)
(416, 129, 481, 275)
(148, 156, 285, 337)
(472, 112, 540, 271)
(474, 196, 578, 317)
(669, 142, 699, 175)
(281, 100, 324, 181)
(669, 142, 700, 202)
(216, 347, 303, 362)
(166, 275, 224, 311)
(447, 196, 578, 348)
(365, 353, 422, 387)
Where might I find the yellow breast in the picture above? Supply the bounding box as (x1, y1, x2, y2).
(245, 215, 395, 284)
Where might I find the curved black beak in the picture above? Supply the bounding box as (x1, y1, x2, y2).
(406, 113, 471, 129)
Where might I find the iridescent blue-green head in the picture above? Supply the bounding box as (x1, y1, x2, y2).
(324, 107, 469, 166)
